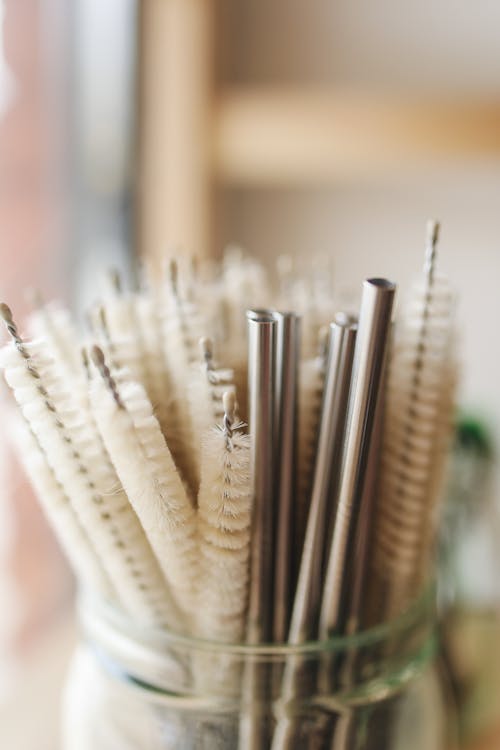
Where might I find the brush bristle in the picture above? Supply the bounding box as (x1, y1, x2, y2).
(371, 266, 456, 620)
(1, 336, 178, 628)
(90, 373, 198, 626)
(196, 423, 251, 642)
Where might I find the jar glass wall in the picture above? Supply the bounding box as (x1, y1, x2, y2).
(63, 590, 457, 750)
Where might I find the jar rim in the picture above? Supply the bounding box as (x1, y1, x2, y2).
(79, 584, 435, 658)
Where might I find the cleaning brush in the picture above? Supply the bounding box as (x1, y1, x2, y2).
(97, 270, 168, 407)
(10, 412, 114, 600)
(160, 260, 205, 494)
(91, 297, 150, 393)
(196, 391, 251, 642)
(26, 293, 81, 376)
(89, 346, 199, 624)
(371, 221, 457, 621)
(133, 291, 176, 440)
(0, 305, 178, 628)
(0, 232, 463, 750)
(186, 337, 236, 489)
(98, 269, 138, 338)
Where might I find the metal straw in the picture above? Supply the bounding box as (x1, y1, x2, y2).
(239, 309, 276, 750)
(270, 317, 357, 750)
(317, 358, 388, 710)
(319, 278, 395, 640)
(343, 355, 387, 637)
(323, 313, 358, 573)
(246, 309, 276, 644)
(289, 318, 357, 645)
(273, 311, 300, 644)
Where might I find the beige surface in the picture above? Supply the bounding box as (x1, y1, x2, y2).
(215, 89, 500, 185)
(0, 612, 75, 750)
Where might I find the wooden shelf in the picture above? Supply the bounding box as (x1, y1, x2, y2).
(214, 89, 500, 185)
(138, 1, 500, 260)
(138, 0, 213, 259)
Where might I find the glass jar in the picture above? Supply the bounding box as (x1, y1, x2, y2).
(62, 590, 457, 750)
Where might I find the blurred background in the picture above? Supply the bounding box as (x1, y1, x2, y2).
(1, 1, 500, 748)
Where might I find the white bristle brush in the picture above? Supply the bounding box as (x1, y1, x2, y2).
(140, 265, 200, 469)
(99, 269, 135, 337)
(77, 347, 187, 630)
(219, 249, 271, 362)
(10, 413, 114, 599)
(98, 270, 164, 401)
(372, 221, 457, 620)
(91, 303, 181, 459)
(92, 305, 146, 387)
(293, 279, 318, 360)
(184, 254, 201, 304)
(403, 305, 458, 591)
(134, 292, 177, 440)
(275, 254, 295, 307)
(375, 279, 456, 574)
(187, 337, 236, 488)
(162, 259, 204, 376)
(214, 298, 248, 425)
(27, 294, 81, 376)
(0, 305, 179, 628)
(27, 297, 92, 423)
(160, 260, 205, 494)
(89, 346, 199, 624)
(222, 250, 271, 316)
(286, 274, 334, 361)
(196, 391, 251, 643)
(203, 281, 247, 410)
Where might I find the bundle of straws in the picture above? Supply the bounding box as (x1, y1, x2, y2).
(0, 221, 457, 747)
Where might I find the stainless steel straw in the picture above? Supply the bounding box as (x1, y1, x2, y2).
(323, 313, 358, 571)
(239, 309, 276, 750)
(289, 318, 357, 645)
(319, 278, 395, 640)
(317, 359, 388, 721)
(273, 311, 300, 644)
(344, 358, 387, 637)
(246, 308, 276, 644)
(271, 317, 357, 750)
